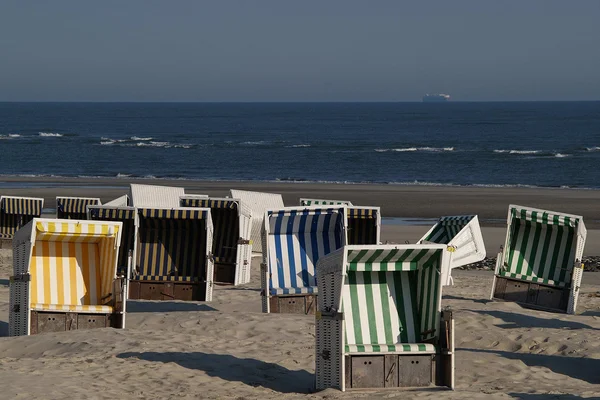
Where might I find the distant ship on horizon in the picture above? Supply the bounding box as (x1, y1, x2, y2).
(422, 93, 451, 102)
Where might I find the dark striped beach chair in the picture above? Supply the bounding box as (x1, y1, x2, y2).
(56, 196, 100, 220)
(316, 244, 455, 391)
(128, 208, 215, 302)
(346, 206, 381, 245)
(418, 215, 485, 285)
(0, 196, 44, 239)
(231, 189, 284, 255)
(300, 198, 353, 206)
(261, 206, 347, 314)
(9, 219, 125, 335)
(180, 196, 253, 285)
(88, 205, 136, 279)
(491, 205, 587, 314)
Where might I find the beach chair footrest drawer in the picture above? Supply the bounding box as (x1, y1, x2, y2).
(128, 280, 207, 301)
(345, 354, 434, 389)
(493, 277, 569, 312)
(214, 261, 236, 285)
(30, 310, 120, 334)
(269, 294, 316, 315)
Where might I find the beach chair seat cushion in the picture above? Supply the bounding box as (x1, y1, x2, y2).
(30, 303, 114, 313)
(345, 343, 437, 354)
(134, 275, 201, 282)
(269, 286, 317, 295)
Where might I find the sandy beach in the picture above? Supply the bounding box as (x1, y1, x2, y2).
(0, 178, 599, 399)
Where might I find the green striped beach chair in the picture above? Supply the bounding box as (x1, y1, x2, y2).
(261, 206, 347, 314)
(300, 199, 353, 206)
(56, 196, 101, 220)
(128, 207, 215, 302)
(491, 205, 587, 314)
(418, 215, 485, 285)
(315, 244, 455, 391)
(180, 196, 253, 286)
(0, 196, 44, 239)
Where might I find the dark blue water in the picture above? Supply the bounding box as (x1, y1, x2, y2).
(1, 102, 599, 188)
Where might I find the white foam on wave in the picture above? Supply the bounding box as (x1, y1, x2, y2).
(287, 144, 311, 148)
(9, 134, 21, 137)
(494, 149, 540, 154)
(586, 146, 600, 152)
(39, 132, 63, 137)
(131, 136, 153, 141)
(242, 141, 269, 146)
(375, 147, 454, 153)
(554, 153, 569, 158)
(136, 141, 169, 147)
(100, 141, 114, 145)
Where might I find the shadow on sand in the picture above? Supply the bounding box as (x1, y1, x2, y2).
(126, 301, 217, 313)
(462, 348, 600, 385)
(468, 309, 597, 330)
(443, 294, 492, 305)
(510, 394, 590, 400)
(117, 351, 313, 393)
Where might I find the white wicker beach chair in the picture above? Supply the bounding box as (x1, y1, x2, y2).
(491, 205, 587, 314)
(418, 215, 486, 285)
(129, 184, 185, 208)
(9, 218, 126, 335)
(315, 244, 455, 391)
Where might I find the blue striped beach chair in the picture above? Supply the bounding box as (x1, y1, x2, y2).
(88, 205, 136, 280)
(300, 198, 353, 206)
(0, 196, 44, 239)
(491, 205, 587, 314)
(128, 207, 215, 302)
(180, 196, 253, 286)
(56, 196, 101, 220)
(9, 219, 125, 335)
(261, 206, 347, 314)
(315, 244, 455, 391)
(418, 215, 485, 285)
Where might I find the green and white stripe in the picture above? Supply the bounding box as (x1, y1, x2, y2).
(346, 247, 442, 271)
(500, 208, 579, 286)
(424, 215, 474, 245)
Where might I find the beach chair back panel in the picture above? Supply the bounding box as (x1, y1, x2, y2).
(181, 198, 239, 261)
(56, 197, 100, 220)
(89, 207, 135, 269)
(137, 209, 208, 280)
(342, 248, 442, 353)
(30, 221, 119, 306)
(267, 208, 344, 294)
(300, 199, 353, 206)
(347, 208, 379, 245)
(500, 207, 579, 287)
(0, 197, 43, 237)
(424, 215, 474, 245)
(130, 184, 185, 208)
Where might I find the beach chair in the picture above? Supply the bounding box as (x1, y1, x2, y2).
(128, 207, 215, 301)
(0, 196, 44, 239)
(9, 219, 126, 335)
(88, 204, 136, 280)
(104, 194, 130, 207)
(129, 183, 185, 208)
(418, 215, 485, 285)
(261, 206, 347, 314)
(300, 198, 353, 206)
(491, 205, 587, 314)
(180, 196, 253, 285)
(230, 189, 284, 255)
(315, 244, 455, 391)
(56, 196, 100, 219)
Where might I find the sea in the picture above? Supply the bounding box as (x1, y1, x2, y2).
(1, 101, 599, 189)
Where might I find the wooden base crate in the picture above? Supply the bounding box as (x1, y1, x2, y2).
(345, 354, 438, 389)
(30, 311, 122, 334)
(128, 280, 207, 301)
(268, 294, 316, 315)
(493, 276, 569, 313)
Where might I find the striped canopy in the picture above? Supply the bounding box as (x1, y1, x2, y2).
(300, 199, 353, 206)
(89, 206, 136, 269)
(1, 197, 43, 215)
(138, 208, 209, 220)
(90, 207, 135, 220)
(56, 197, 100, 214)
(29, 220, 121, 310)
(423, 215, 475, 245)
(181, 198, 237, 210)
(499, 205, 585, 287)
(266, 207, 346, 295)
(347, 247, 444, 271)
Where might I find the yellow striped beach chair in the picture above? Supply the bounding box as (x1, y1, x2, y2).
(128, 207, 215, 301)
(315, 244, 455, 391)
(56, 196, 101, 220)
(180, 196, 253, 285)
(491, 205, 587, 314)
(0, 196, 44, 239)
(418, 215, 485, 285)
(9, 219, 125, 336)
(261, 206, 348, 314)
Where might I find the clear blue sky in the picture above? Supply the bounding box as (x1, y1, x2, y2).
(1, 1, 599, 102)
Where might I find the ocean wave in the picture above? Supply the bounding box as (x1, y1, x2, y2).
(100, 141, 114, 145)
(9, 134, 21, 137)
(39, 132, 63, 137)
(375, 147, 454, 153)
(286, 144, 311, 148)
(586, 146, 600, 152)
(130, 136, 153, 141)
(242, 141, 270, 146)
(494, 149, 541, 154)
(554, 153, 569, 158)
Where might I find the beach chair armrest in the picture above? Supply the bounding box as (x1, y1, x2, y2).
(439, 309, 454, 353)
